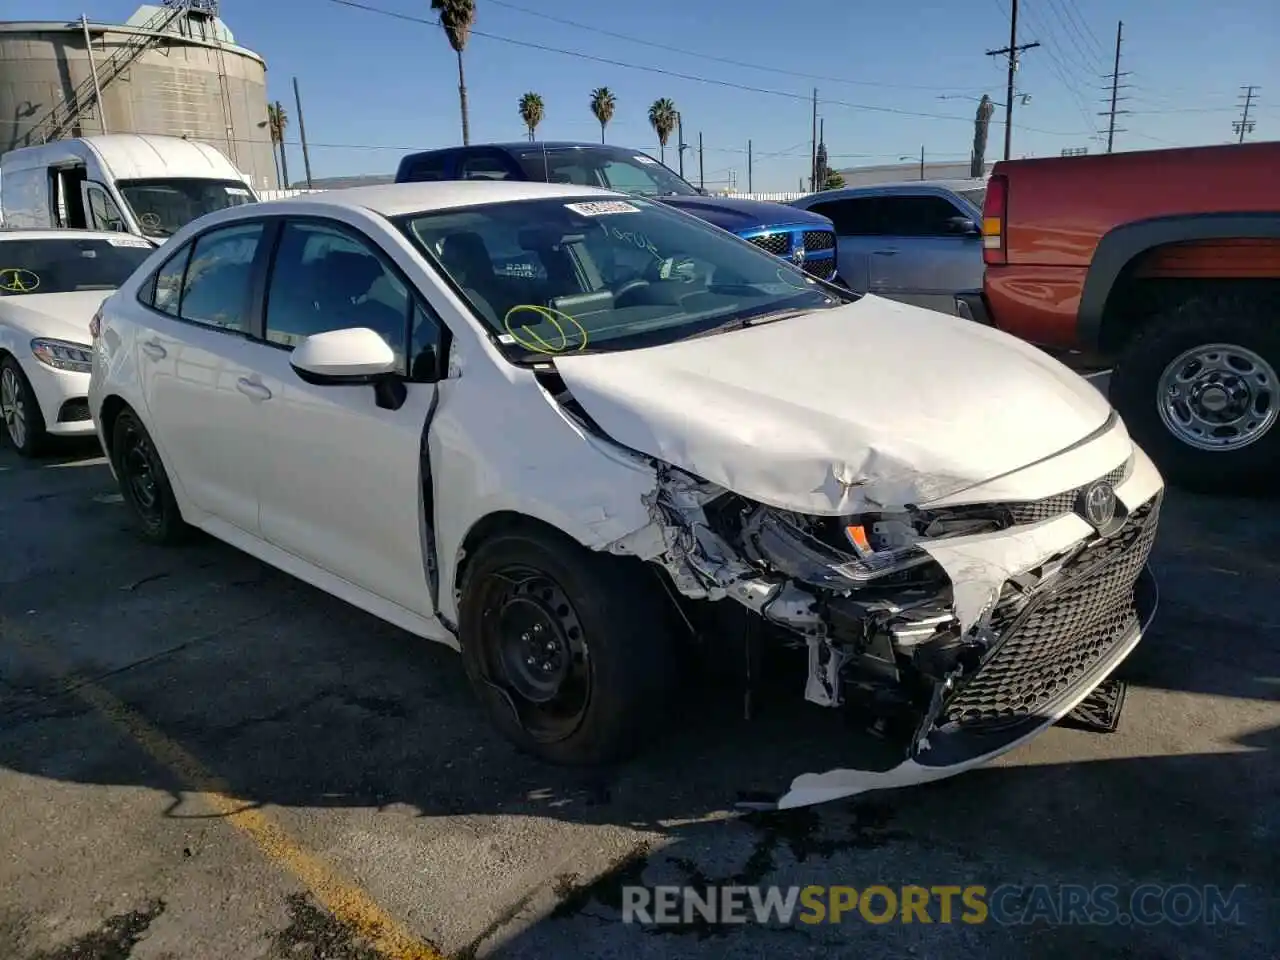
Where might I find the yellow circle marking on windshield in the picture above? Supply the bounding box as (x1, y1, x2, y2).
(503, 305, 590, 355)
(0, 268, 40, 293)
(139, 212, 162, 229)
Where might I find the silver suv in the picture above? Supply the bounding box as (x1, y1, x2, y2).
(790, 179, 987, 314)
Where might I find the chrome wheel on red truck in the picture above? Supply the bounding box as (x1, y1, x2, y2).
(1110, 291, 1280, 494)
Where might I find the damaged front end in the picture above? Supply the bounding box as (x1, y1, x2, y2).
(609, 461, 1161, 808)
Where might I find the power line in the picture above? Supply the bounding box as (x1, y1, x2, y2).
(486, 0, 981, 95)
(1041, 0, 1106, 72)
(1233, 85, 1260, 143)
(323, 0, 1093, 136)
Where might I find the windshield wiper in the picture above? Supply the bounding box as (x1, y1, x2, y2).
(680, 308, 810, 342)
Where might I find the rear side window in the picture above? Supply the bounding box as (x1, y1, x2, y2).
(400, 154, 449, 182)
(178, 223, 264, 332)
(808, 198, 881, 236)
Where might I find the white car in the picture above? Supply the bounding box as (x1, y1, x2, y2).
(88, 182, 1164, 808)
(0, 228, 154, 455)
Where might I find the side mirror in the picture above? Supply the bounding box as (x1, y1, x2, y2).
(948, 216, 980, 237)
(290, 327, 407, 409)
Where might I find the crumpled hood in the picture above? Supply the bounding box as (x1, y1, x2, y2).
(657, 195, 833, 234)
(0, 291, 109, 345)
(552, 295, 1117, 515)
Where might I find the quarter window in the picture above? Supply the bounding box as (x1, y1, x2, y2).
(148, 242, 191, 316)
(264, 220, 409, 368)
(178, 222, 264, 332)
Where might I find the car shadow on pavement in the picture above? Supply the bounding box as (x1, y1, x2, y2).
(0, 449, 1277, 957)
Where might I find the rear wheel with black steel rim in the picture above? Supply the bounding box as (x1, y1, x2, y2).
(0, 356, 47, 457)
(458, 526, 678, 765)
(110, 408, 189, 545)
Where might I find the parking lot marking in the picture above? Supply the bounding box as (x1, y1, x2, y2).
(4, 617, 443, 960)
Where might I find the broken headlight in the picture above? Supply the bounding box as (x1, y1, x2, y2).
(743, 509, 933, 588)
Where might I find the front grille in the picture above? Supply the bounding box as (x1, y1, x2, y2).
(57, 398, 91, 423)
(803, 229, 836, 253)
(746, 232, 790, 256)
(939, 496, 1160, 732)
(801, 257, 834, 279)
(1006, 461, 1129, 525)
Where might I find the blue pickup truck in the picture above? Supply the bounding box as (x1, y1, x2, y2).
(394, 142, 838, 282)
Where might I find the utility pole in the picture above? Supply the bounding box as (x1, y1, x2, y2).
(677, 112, 686, 178)
(292, 76, 313, 189)
(1234, 85, 1259, 142)
(809, 88, 818, 191)
(986, 0, 1040, 160)
(1098, 21, 1130, 153)
(919, 144, 925, 180)
(747, 139, 753, 194)
(698, 131, 704, 191)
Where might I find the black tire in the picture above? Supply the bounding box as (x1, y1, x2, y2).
(110, 407, 190, 545)
(457, 526, 679, 765)
(0, 355, 48, 457)
(1110, 290, 1280, 495)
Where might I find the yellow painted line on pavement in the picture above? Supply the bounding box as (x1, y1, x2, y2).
(5, 619, 442, 960)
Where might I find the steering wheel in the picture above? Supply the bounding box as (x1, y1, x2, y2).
(612, 278, 651, 304)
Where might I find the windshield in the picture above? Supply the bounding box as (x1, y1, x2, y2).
(116, 178, 256, 238)
(0, 236, 152, 296)
(397, 196, 847, 360)
(510, 146, 700, 198)
(958, 187, 987, 210)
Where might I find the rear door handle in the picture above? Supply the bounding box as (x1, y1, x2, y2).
(141, 340, 166, 360)
(236, 377, 273, 402)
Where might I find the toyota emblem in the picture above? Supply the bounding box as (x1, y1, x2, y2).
(1080, 480, 1117, 530)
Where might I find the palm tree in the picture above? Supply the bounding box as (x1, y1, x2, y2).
(267, 101, 289, 189)
(431, 0, 476, 145)
(647, 98, 677, 163)
(590, 87, 616, 144)
(518, 92, 544, 141)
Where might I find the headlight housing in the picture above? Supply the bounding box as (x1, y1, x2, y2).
(31, 338, 93, 374)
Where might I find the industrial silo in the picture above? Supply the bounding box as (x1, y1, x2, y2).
(0, 1, 278, 190)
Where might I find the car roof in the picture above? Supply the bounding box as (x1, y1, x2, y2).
(406, 141, 646, 156)
(822, 178, 989, 196)
(0, 227, 147, 243)
(251, 180, 626, 219)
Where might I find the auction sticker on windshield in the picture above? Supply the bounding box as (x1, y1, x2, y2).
(632, 155, 658, 165)
(565, 200, 642, 216)
(106, 236, 153, 248)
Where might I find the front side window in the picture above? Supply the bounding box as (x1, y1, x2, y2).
(510, 146, 699, 197)
(878, 196, 968, 237)
(86, 185, 128, 233)
(116, 178, 255, 239)
(808, 198, 881, 236)
(0, 237, 152, 297)
(263, 220, 409, 367)
(398, 195, 847, 361)
(178, 222, 264, 332)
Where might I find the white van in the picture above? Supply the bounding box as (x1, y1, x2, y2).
(0, 134, 259, 245)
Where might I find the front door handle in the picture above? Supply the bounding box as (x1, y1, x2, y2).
(236, 377, 273, 402)
(141, 340, 166, 360)
(873, 249, 899, 256)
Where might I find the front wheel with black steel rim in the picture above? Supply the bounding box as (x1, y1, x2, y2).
(1110, 290, 1280, 494)
(0, 356, 47, 457)
(458, 526, 678, 765)
(110, 408, 189, 545)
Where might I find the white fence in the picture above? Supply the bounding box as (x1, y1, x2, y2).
(256, 188, 325, 200)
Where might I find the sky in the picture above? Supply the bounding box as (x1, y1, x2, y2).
(9, 0, 1280, 191)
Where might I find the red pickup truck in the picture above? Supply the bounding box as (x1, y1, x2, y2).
(958, 142, 1280, 493)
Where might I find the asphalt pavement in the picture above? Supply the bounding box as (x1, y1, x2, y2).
(0, 437, 1276, 959)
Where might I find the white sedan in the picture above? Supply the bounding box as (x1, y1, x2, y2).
(88, 182, 1164, 808)
(0, 228, 154, 455)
